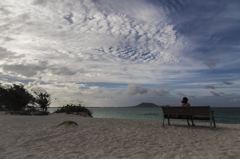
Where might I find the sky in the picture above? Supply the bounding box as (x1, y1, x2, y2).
(0, 0, 240, 107)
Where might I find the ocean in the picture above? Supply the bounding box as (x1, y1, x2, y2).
(48, 107, 240, 124)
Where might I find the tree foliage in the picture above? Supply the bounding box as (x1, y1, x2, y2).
(0, 83, 34, 111)
(0, 85, 7, 110)
(34, 92, 51, 112)
(0, 83, 51, 113)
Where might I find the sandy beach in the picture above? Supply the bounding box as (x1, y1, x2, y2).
(0, 112, 240, 159)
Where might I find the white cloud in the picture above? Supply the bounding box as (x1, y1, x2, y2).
(126, 83, 148, 95)
(0, 0, 239, 107)
(1, 0, 189, 64)
(150, 88, 169, 96)
(0, 0, 193, 85)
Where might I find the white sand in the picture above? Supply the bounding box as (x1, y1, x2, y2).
(0, 112, 240, 159)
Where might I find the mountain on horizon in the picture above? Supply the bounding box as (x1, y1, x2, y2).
(131, 102, 160, 108)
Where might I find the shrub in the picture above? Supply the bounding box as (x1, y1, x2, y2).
(54, 103, 93, 117)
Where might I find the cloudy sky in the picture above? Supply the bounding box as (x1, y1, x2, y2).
(1, 0, 240, 107)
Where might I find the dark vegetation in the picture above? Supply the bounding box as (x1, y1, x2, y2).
(54, 103, 93, 117)
(34, 92, 51, 112)
(0, 83, 51, 115)
(0, 83, 93, 117)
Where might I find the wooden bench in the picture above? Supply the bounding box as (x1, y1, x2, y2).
(161, 106, 216, 129)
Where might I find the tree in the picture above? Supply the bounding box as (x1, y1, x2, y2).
(34, 92, 51, 112)
(0, 84, 8, 110)
(0, 83, 34, 111)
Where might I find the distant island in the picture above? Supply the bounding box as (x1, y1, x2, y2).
(86, 102, 164, 108)
(130, 102, 161, 108)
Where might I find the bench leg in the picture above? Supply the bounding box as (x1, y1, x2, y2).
(168, 118, 170, 125)
(213, 118, 216, 128)
(187, 118, 190, 126)
(191, 118, 195, 126)
(210, 117, 213, 129)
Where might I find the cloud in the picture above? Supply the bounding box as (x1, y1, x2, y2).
(204, 85, 215, 89)
(26, 78, 42, 89)
(202, 58, 220, 68)
(189, 96, 196, 98)
(30, 87, 47, 93)
(120, 67, 128, 71)
(25, 77, 48, 93)
(0, 47, 12, 59)
(0, 47, 23, 60)
(126, 83, 169, 96)
(222, 81, 233, 85)
(1, 63, 47, 78)
(176, 92, 186, 96)
(113, 89, 124, 96)
(49, 67, 78, 76)
(126, 83, 148, 95)
(93, 0, 167, 23)
(32, 0, 48, 6)
(151, 88, 169, 96)
(231, 98, 240, 103)
(0, 0, 240, 107)
(0, 0, 201, 86)
(210, 91, 224, 97)
(64, 12, 74, 24)
(0, 0, 191, 66)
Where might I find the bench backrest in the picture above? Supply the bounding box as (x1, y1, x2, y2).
(162, 106, 211, 117)
(191, 106, 211, 117)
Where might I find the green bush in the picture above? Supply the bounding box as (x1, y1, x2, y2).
(54, 103, 93, 117)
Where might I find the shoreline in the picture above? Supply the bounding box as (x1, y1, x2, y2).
(48, 107, 240, 125)
(1, 113, 240, 159)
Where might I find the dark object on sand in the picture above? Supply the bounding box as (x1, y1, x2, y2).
(55, 121, 78, 127)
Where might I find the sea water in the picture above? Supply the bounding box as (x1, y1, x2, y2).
(48, 107, 240, 124)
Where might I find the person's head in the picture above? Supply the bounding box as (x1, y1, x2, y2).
(181, 97, 188, 103)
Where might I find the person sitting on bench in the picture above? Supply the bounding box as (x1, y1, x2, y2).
(181, 97, 195, 126)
